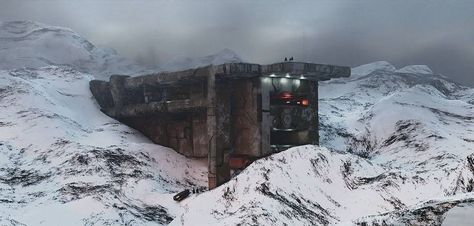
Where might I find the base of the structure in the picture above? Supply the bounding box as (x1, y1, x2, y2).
(208, 175, 217, 189)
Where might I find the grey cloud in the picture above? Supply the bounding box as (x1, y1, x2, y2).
(0, 0, 473, 85)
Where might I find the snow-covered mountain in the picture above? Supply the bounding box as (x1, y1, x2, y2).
(2, 60, 473, 225)
(1, 21, 474, 226)
(172, 62, 474, 225)
(0, 21, 145, 78)
(0, 66, 207, 225)
(0, 20, 244, 79)
(0, 21, 246, 225)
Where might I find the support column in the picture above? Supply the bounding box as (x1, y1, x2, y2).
(207, 71, 218, 189)
(309, 81, 319, 145)
(207, 69, 231, 189)
(260, 77, 271, 156)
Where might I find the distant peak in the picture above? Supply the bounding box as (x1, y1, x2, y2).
(396, 65, 433, 75)
(351, 61, 396, 76)
(0, 20, 72, 38)
(211, 48, 242, 60)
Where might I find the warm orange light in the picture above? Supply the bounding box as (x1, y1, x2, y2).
(301, 99, 309, 106)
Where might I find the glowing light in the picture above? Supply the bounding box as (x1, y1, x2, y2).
(293, 79, 300, 86)
(300, 75, 306, 79)
(285, 73, 291, 78)
(280, 91, 293, 99)
(301, 99, 310, 106)
(269, 74, 276, 77)
(280, 78, 289, 84)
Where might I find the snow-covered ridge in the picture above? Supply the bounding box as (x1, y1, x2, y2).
(0, 66, 207, 225)
(351, 61, 396, 76)
(396, 65, 433, 74)
(351, 61, 434, 78)
(0, 21, 144, 78)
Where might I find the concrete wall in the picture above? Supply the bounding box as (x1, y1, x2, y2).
(232, 78, 262, 157)
(121, 113, 204, 157)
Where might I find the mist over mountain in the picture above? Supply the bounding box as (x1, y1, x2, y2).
(0, 21, 473, 225)
(0, 21, 145, 78)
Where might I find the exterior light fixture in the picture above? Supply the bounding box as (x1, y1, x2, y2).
(301, 99, 310, 106)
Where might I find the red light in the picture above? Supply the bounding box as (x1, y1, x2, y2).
(301, 99, 309, 106)
(279, 91, 293, 99)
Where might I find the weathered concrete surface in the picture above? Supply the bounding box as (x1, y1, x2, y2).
(89, 62, 350, 188)
(232, 78, 262, 157)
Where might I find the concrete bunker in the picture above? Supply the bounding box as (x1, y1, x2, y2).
(89, 62, 350, 188)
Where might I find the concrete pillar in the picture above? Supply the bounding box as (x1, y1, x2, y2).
(207, 68, 231, 189)
(309, 81, 319, 145)
(260, 77, 271, 156)
(207, 69, 218, 189)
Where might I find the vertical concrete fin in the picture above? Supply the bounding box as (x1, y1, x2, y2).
(207, 66, 218, 189)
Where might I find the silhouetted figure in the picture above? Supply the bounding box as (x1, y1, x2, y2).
(289, 57, 294, 61)
(284, 57, 288, 62)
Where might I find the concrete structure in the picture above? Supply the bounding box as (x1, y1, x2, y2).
(89, 62, 350, 188)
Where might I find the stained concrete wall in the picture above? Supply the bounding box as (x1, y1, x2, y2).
(89, 62, 349, 189)
(232, 78, 262, 157)
(121, 113, 202, 157)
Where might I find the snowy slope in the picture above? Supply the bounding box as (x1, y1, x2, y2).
(396, 65, 433, 74)
(173, 62, 474, 225)
(2, 20, 474, 226)
(0, 66, 207, 225)
(0, 21, 245, 79)
(0, 21, 144, 78)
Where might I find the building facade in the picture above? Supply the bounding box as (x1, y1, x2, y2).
(90, 62, 350, 188)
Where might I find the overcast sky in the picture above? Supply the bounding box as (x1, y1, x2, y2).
(1, 0, 473, 85)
